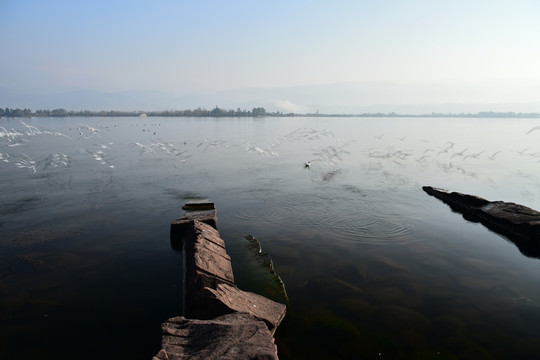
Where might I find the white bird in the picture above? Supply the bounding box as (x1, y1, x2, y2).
(451, 147, 469, 160)
(0, 125, 16, 143)
(526, 126, 540, 135)
(304, 161, 311, 168)
(464, 150, 485, 160)
(488, 150, 502, 160)
(19, 120, 41, 135)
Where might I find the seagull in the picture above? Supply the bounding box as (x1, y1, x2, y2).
(464, 150, 485, 160)
(526, 126, 540, 135)
(417, 148, 435, 162)
(488, 150, 502, 160)
(451, 147, 469, 160)
(304, 161, 311, 168)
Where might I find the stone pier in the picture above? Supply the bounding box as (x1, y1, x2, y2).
(154, 200, 287, 360)
(423, 186, 540, 258)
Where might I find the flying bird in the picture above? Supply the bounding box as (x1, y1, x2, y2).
(451, 147, 469, 160)
(526, 126, 540, 135)
(488, 150, 502, 160)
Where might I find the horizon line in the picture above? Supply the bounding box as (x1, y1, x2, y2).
(2, 107, 539, 119)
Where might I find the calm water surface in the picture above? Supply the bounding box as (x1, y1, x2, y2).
(1, 116, 540, 359)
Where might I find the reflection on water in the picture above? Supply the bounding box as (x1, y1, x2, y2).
(2, 116, 540, 359)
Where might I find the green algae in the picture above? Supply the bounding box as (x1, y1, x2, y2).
(228, 234, 288, 305)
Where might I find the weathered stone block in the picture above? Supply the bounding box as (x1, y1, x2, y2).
(182, 199, 216, 211)
(423, 186, 540, 258)
(202, 283, 287, 334)
(153, 312, 279, 360)
(170, 209, 218, 250)
(183, 221, 235, 317)
(159, 202, 286, 359)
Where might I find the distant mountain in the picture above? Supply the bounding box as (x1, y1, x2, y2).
(0, 88, 179, 111)
(184, 82, 540, 114)
(1, 82, 539, 114)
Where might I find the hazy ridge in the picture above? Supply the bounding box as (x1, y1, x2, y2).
(2, 82, 539, 114)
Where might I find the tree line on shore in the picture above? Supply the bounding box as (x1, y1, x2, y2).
(1, 106, 539, 118)
(0, 106, 275, 118)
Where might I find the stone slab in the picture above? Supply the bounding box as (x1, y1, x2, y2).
(153, 312, 279, 360)
(202, 283, 287, 334)
(170, 210, 218, 250)
(182, 199, 216, 211)
(183, 221, 235, 317)
(190, 243, 234, 283)
(193, 220, 225, 248)
(423, 186, 540, 258)
(161, 202, 286, 359)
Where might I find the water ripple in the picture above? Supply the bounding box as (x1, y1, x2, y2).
(329, 212, 414, 244)
(43, 153, 71, 169)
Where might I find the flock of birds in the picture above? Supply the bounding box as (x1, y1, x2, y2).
(1, 120, 540, 182)
(0, 121, 73, 172)
(364, 140, 507, 165)
(366, 128, 540, 165)
(0, 121, 348, 174)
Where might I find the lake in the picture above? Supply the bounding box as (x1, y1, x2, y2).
(1, 116, 540, 359)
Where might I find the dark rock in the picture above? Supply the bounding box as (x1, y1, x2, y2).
(423, 186, 489, 216)
(153, 312, 279, 360)
(201, 283, 287, 334)
(170, 209, 217, 250)
(182, 199, 216, 211)
(159, 201, 287, 359)
(183, 221, 235, 317)
(423, 186, 540, 258)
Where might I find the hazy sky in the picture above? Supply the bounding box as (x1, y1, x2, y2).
(1, 0, 540, 99)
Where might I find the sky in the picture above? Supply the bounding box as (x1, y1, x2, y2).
(1, 0, 540, 106)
